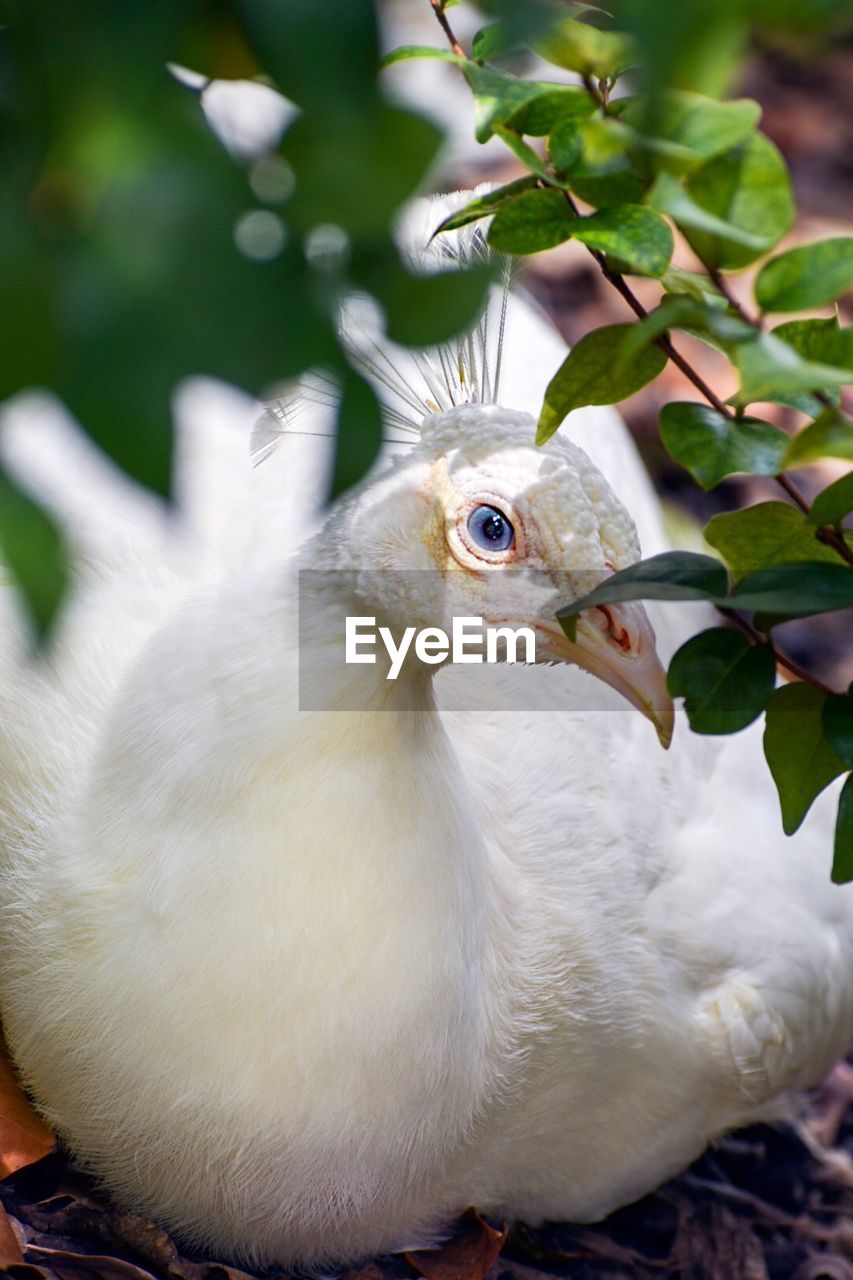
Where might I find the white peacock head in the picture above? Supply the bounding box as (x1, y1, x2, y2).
(331, 403, 673, 746)
(257, 189, 674, 743)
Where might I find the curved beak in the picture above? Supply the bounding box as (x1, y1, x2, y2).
(535, 601, 674, 748)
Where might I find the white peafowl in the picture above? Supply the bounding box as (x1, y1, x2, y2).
(0, 190, 852, 1271)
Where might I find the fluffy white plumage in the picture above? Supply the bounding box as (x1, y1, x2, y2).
(0, 192, 851, 1271)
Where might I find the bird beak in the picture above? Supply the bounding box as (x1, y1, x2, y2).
(534, 602, 675, 748)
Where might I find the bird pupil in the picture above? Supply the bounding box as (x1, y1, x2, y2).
(467, 503, 514, 552)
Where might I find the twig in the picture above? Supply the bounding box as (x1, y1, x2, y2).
(425, 0, 853, 624)
(560, 191, 735, 414)
(581, 73, 600, 104)
(428, 0, 465, 58)
(719, 608, 833, 695)
(679, 1174, 849, 1246)
(706, 265, 761, 328)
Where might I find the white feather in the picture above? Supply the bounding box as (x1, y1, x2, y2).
(0, 192, 850, 1274)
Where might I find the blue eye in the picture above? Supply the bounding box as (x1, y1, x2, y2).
(467, 504, 515, 552)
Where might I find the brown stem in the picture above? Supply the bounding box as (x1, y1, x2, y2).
(582, 73, 600, 104)
(561, 191, 735, 416)
(776, 473, 810, 514)
(706, 264, 760, 328)
(428, 0, 465, 58)
(718, 607, 833, 695)
(778, 462, 853, 566)
(818, 523, 853, 566)
(425, 0, 853, 575)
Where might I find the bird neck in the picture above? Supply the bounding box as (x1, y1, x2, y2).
(295, 571, 437, 714)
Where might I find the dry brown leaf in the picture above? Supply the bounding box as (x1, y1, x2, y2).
(0, 1199, 25, 1266)
(405, 1210, 508, 1280)
(340, 1265, 385, 1280)
(671, 1204, 769, 1280)
(793, 1258, 853, 1280)
(26, 1244, 158, 1278)
(0, 1032, 56, 1178)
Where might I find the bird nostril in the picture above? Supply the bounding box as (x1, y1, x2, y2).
(595, 606, 634, 653)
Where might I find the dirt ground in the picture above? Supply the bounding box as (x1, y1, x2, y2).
(2, 1091, 853, 1279)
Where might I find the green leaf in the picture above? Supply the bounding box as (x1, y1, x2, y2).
(548, 115, 583, 173)
(507, 87, 594, 137)
(770, 318, 846, 412)
(824, 690, 853, 769)
(660, 265, 727, 309)
(772, 317, 852, 373)
(667, 627, 775, 734)
(472, 21, 517, 60)
(378, 264, 494, 349)
(462, 64, 577, 143)
(660, 404, 788, 490)
(379, 44, 463, 68)
(616, 2, 747, 101)
(556, 552, 729, 625)
(732, 334, 853, 408)
(832, 776, 853, 884)
(555, 550, 853, 628)
(764, 684, 846, 835)
(493, 126, 554, 183)
(808, 472, 853, 528)
(568, 171, 649, 207)
(621, 297, 752, 360)
(432, 177, 539, 234)
(730, 562, 853, 618)
(283, 102, 444, 238)
(565, 116, 634, 178)
(705, 503, 844, 577)
(537, 324, 668, 442)
(755, 237, 853, 313)
(621, 90, 761, 173)
(487, 189, 575, 254)
(785, 409, 853, 468)
(567, 205, 674, 277)
(0, 469, 68, 642)
(243, 0, 379, 113)
(535, 17, 633, 78)
(330, 366, 384, 500)
(682, 133, 795, 271)
(647, 172, 769, 251)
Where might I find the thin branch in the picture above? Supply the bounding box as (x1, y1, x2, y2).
(581, 74, 600, 104)
(718, 607, 833, 695)
(561, 190, 735, 415)
(428, 0, 465, 58)
(706, 264, 760, 328)
(425, 0, 853, 579)
(776, 473, 810, 514)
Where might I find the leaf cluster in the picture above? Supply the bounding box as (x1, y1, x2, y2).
(394, 0, 853, 874)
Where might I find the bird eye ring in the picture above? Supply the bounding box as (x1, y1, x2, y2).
(466, 504, 515, 553)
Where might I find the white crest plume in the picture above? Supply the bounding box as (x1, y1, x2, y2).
(251, 188, 514, 465)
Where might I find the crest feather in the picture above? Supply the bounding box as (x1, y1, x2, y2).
(251, 188, 514, 465)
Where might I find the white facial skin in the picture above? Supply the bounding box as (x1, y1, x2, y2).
(326, 405, 673, 744)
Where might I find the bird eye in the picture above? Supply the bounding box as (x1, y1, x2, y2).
(467, 504, 515, 552)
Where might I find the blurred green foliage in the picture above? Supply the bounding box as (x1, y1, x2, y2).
(0, 0, 490, 632)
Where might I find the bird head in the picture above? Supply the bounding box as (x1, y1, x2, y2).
(327, 404, 674, 745)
